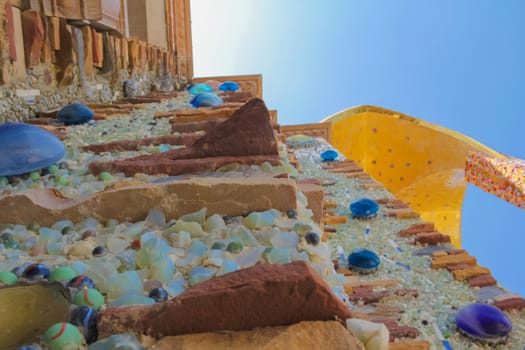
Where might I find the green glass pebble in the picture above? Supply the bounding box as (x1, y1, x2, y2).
(0, 177, 8, 186)
(44, 322, 85, 350)
(48, 164, 59, 174)
(98, 171, 113, 181)
(0, 271, 17, 285)
(29, 171, 40, 181)
(57, 175, 69, 186)
(4, 240, 20, 249)
(226, 241, 243, 254)
(211, 241, 226, 250)
(50, 266, 77, 282)
(72, 288, 105, 310)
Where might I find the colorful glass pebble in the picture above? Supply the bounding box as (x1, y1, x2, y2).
(0, 271, 17, 285)
(50, 266, 77, 282)
(72, 288, 105, 310)
(347, 248, 380, 274)
(219, 81, 240, 91)
(44, 322, 85, 350)
(92, 246, 109, 257)
(321, 149, 338, 161)
(22, 263, 51, 280)
(68, 275, 96, 289)
(190, 92, 223, 108)
(305, 232, 320, 246)
(69, 306, 98, 344)
(456, 303, 512, 343)
(56, 103, 94, 125)
(188, 83, 213, 95)
(149, 287, 169, 302)
(350, 198, 379, 219)
(0, 123, 65, 176)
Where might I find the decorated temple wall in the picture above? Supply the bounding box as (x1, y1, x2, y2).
(0, 0, 193, 123)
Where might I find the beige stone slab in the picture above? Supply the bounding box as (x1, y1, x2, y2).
(0, 177, 297, 226)
(151, 321, 363, 350)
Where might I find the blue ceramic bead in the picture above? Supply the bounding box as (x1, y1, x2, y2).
(69, 306, 98, 344)
(347, 248, 380, 274)
(0, 123, 65, 177)
(22, 263, 51, 280)
(320, 150, 338, 161)
(350, 198, 379, 219)
(68, 275, 96, 289)
(56, 103, 94, 125)
(219, 81, 240, 91)
(188, 83, 213, 95)
(148, 287, 169, 302)
(456, 303, 512, 343)
(190, 92, 223, 108)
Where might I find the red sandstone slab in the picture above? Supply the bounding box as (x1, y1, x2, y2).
(82, 133, 202, 154)
(469, 274, 497, 287)
(97, 261, 352, 338)
(414, 232, 451, 245)
(492, 297, 525, 311)
(348, 289, 418, 304)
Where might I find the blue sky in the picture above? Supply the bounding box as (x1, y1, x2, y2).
(191, 0, 525, 295)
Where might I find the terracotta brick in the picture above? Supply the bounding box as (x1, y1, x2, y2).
(447, 264, 475, 272)
(321, 216, 348, 225)
(445, 249, 466, 255)
(397, 222, 435, 237)
(385, 199, 410, 209)
(469, 274, 497, 287)
(323, 226, 337, 233)
(386, 209, 420, 219)
(431, 253, 477, 269)
(323, 201, 338, 209)
(414, 232, 451, 245)
(452, 266, 491, 281)
(389, 341, 431, 350)
(492, 297, 525, 311)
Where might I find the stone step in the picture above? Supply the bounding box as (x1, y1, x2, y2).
(82, 133, 202, 154)
(0, 177, 297, 226)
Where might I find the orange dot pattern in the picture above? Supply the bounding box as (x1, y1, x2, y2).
(465, 151, 525, 209)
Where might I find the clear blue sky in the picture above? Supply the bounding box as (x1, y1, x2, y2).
(191, 0, 525, 295)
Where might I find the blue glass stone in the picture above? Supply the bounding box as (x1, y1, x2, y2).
(22, 263, 51, 280)
(219, 81, 240, 92)
(68, 275, 96, 289)
(11, 262, 32, 277)
(0, 123, 65, 176)
(350, 198, 379, 219)
(456, 303, 512, 343)
(190, 92, 223, 108)
(148, 287, 169, 302)
(69, 306, 98, 344)
(56, 103, 94, 125)
(320, 150, 338, 161)
(347, 248, 380, 274)
(188, 83, 213, 95)
(305, 232, 320, 246)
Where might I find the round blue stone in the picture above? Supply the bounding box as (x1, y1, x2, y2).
(347, 248, 380, 274)
(350, 198, 379, 219)
(56, 103, 94, 125)
(456, 303, 512, 343)
(22, 263, 51, 280)
(190, 92, 223, 108)
(219, 81, 240, 92)
(320, 150, 338, 161)
(69, 306, 98, 344)
(68, 275, 96, 289)
(188, 83, 213, 95)
(0, 123, 65, 177)
(148, 287, 169, 303)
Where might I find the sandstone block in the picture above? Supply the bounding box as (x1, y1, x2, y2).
(452, 266, 491, 281)
(97, 261, 352, 338)
(82, 133, 202, 153)
(397, 222, 435, 237)
(389, 341, 431, 350)
(151, 321, 363, 350)
(414, 232, 451, 245)
(297, 183, 324, 225)
(0, 177, 297, 226)
(171, 119, 226, 134)
(431, 252, 476, 269)
(469, 274, 497, 287)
